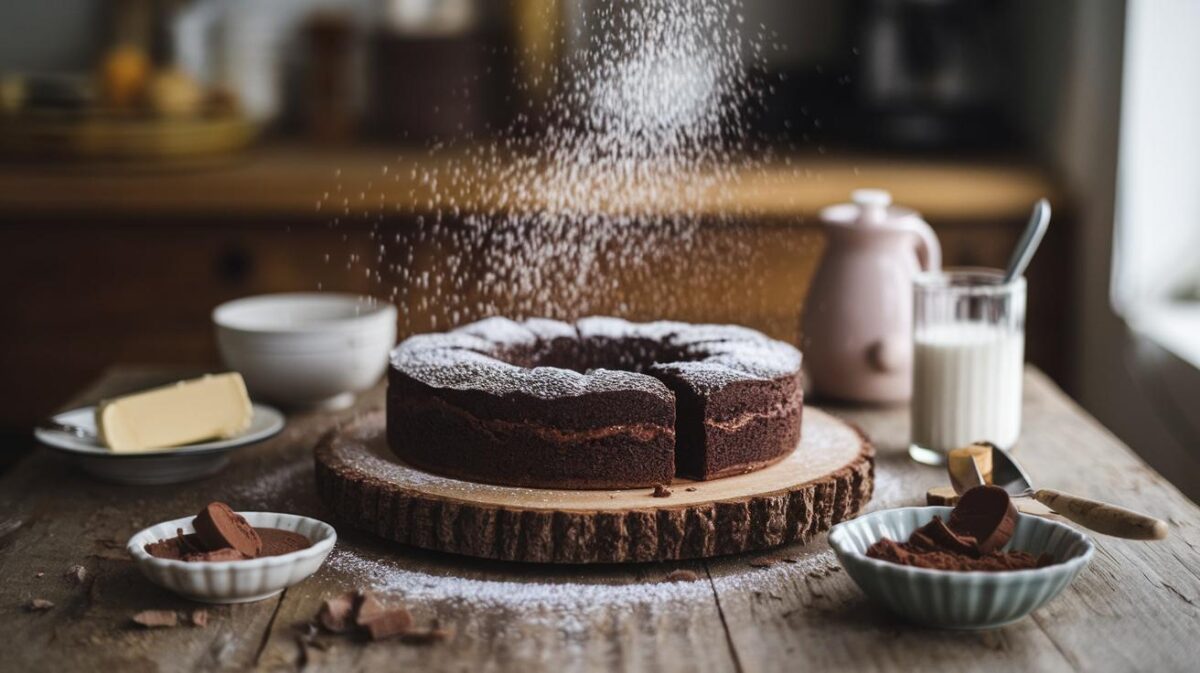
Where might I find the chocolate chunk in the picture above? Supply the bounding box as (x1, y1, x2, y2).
(949, 485, 1019, 553)
(318, 592, 359, 633)
(132, 610, 178, 628)
(25, 598, 54, 612)
(355, 592, 414, 640)
(652, 484, 672, 498)
(193, 502, 262, 558)
(663, 569, 700, 582)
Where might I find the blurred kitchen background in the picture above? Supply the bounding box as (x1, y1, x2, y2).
(1, 0, 1197, 499)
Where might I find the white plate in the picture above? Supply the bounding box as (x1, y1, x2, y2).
(35, 404, 285, 484)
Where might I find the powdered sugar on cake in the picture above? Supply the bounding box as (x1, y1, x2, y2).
(391, 315, 801, 398)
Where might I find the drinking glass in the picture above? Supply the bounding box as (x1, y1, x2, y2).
(909, 268, 1026, 465)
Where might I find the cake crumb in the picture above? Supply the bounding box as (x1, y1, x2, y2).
(663, 569, 700, 583)
(25, 598, 54, 612)
(131, 610, 178, 628)
(35, 572, 44, 579)
(685, 487, 697, 492)
(651, 484, 672, 498)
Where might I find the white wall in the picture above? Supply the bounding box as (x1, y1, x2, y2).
(1019, 0, 1200, 502)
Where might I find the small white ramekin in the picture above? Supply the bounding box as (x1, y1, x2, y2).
(829, 506, 1094, 629)
(128, 511, 336, 604)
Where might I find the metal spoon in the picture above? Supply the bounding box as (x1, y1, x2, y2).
(1003, 198, 1052, 283)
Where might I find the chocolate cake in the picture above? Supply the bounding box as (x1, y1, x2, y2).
(387, 316, 803, 489)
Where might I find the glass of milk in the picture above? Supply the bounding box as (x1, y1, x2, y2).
(909, 269, 1026, 465)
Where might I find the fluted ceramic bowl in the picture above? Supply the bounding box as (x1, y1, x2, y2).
(128, 511, 336, 604)
(829, 506, 1094, 629)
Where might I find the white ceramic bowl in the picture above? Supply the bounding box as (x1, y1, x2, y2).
(214, 293, 397, 410)
(128, 511, 336, 604)
(829, 507, 1094, 629)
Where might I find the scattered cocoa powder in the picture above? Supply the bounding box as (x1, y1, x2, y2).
(651, 484, 672, 498)
(663, 569, 700, 582)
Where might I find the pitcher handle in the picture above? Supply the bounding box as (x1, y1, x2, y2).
(910, 217, 942, 272)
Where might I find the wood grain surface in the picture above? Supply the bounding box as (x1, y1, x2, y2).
(315, 409, 873, 563)
(0, 366, 1197, 672)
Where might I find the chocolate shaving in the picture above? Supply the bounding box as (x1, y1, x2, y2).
(131, 610, 178, 628)
(748, 558, 777, 568)
(651, 484, 672, 498)
(663, 569, 700, 582)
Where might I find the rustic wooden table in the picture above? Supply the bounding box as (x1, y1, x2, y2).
(2, 366, 1197, 672)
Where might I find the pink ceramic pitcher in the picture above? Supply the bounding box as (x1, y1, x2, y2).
(802, 189, 941, 403)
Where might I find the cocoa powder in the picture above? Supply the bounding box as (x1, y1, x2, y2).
(866, 487, 1056, 571)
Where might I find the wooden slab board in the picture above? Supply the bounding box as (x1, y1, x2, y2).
(315, 408, 874, 563)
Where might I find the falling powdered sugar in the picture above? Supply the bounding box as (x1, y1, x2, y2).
(320, 0, 777, 332)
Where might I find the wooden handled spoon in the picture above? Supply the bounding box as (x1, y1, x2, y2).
(948, 444, 1168, 540)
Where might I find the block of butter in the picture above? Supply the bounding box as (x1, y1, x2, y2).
(96, 373, 253, 453)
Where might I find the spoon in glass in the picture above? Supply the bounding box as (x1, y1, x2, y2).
(1004, 198, 1052, 283)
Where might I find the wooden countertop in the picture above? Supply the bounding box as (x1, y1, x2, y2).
(0, 145, 1056, 221)
(1, 366, 1197, 671)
